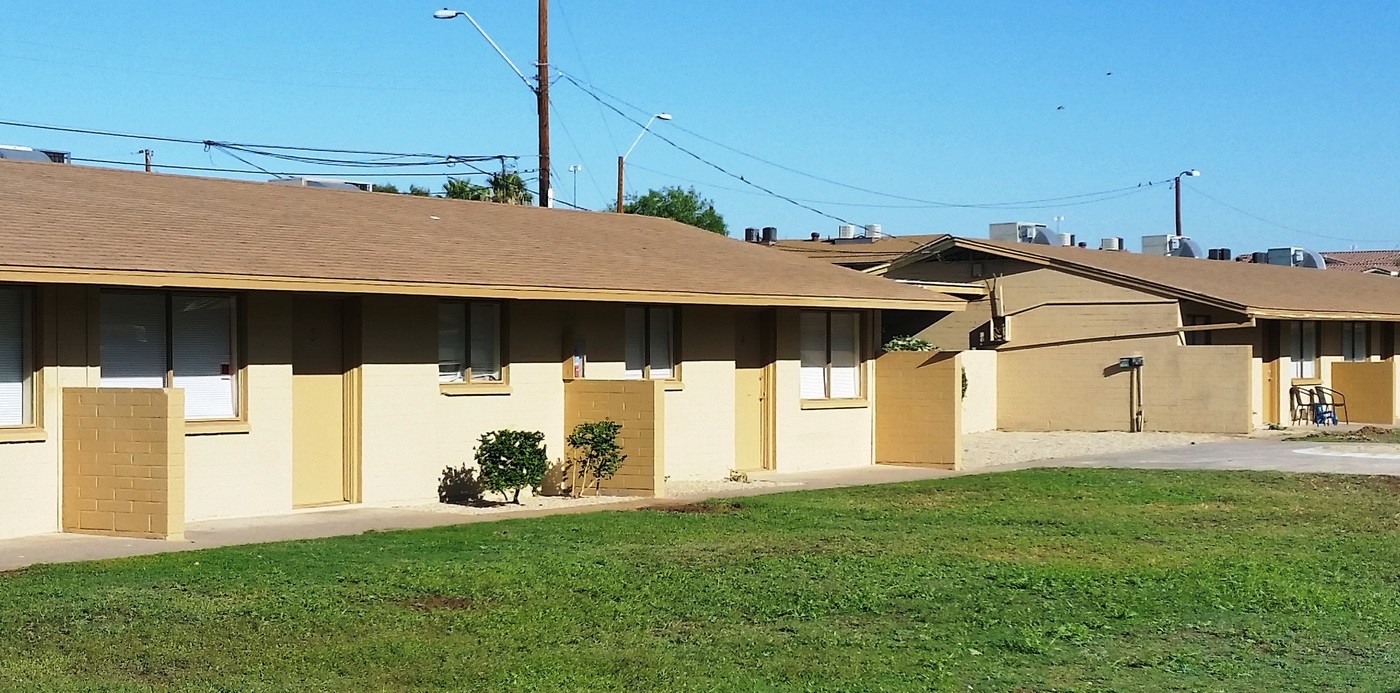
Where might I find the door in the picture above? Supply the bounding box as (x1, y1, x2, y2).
(292, 296, 348, 507)
(734, 310, 773, 472)
(1262, 321, 1281, 425)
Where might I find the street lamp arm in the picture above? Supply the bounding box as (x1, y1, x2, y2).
(435, 9, 535, 93)
(621, 116, 660, 161)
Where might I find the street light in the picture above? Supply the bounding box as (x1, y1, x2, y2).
(616, 113, 672, 213)
(567, 164, 582, 208)
(435, 5, 552, 208)
(1174, 169, 1200, 236)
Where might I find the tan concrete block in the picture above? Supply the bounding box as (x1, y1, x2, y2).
(96, 499, 132, 513)
(113, 513, 152, 535)
(116, 488, 158, 503)
(78, 511, 115, 530)
(131, 501, 165, 517)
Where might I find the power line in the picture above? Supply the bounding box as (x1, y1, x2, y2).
(556, 71, 1178, 211)
(1186, 187, 1392, 245)
(559, 74, 860, 225)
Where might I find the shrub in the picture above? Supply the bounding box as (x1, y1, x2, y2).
(566, 419, 627, 497)
(437, 464, 483, 505)
(882, 335, 935, 352)
(474, 429, 549, 504)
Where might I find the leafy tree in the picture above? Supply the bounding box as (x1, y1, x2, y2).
(372, 183, 400, 194)
(474, 429, 549, 504)
(408, 184, 431, 197)
(566, 419, 627, 497)
(487, 171, 533, 205)
(622, 186, 728, 235)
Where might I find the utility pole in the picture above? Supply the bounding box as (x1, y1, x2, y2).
(568, 164, 581, 207)
(616, 156, 625, 213)
(1174, 169, 1200, 236)
(536, 0, 551, 208)
(139, 149, 153, 173)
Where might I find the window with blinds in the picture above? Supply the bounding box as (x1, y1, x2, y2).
(1290, 320, 1319, 379)
(1342, 321, 1369, 362)
(0, 287, 31, 427)
(99, 291, 239, 420)
(800, 310, 863, 400)
(624, 306, 675, 380)
(438, 301, 504, 383)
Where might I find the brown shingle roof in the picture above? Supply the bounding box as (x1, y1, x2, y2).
(772, 234, 944, 265)
(0, 161, 960, 310)
(914, 236, 1400, 319)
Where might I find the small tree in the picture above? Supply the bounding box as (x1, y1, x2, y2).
(566, 419, 627, 497)
(444, 178, 493, 201)
(474, 429, 548, 504)
(622, 186, 728, 235)
(372, 182, 400, 194)
(408, 184, 431, 197)
(882, 335, 936, 352)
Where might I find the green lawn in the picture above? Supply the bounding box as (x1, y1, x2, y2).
(3, 470, 1399, 692)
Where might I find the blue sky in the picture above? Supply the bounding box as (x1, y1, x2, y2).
(4, 1, 1398, 252)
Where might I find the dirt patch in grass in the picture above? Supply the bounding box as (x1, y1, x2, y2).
(654, 501, 743, 514)
(1289, 425, 1400, 443)
(400, 595, 480, 611)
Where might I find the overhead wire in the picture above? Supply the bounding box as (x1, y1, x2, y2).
(1185, 187, 1392, 245)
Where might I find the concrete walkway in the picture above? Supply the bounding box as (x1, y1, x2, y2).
(5, 437, 1398, 572)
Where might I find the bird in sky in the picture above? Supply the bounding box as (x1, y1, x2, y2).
(1056, 105, 1065, 110)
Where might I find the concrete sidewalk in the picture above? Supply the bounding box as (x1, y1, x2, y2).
(6, 438, 1398, 573)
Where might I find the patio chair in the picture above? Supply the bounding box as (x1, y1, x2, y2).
(1312, 386, 1349, 425)
(1289, 386, 1315, 426)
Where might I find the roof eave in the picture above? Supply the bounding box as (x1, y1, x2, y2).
(0, 264, 964, 311)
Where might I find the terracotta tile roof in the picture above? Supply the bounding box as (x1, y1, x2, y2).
(772, 234, 944, 265)
(1321, 250, 1400, 273)
(915, 236, 1400, 319)
(0, 161, 960, 310)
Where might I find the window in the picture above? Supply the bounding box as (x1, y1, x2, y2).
(1342, 321, 1369, 362)
(624, 306, 676, 380)
(1184, 314, 1212, 346)
(800, 311, 862, 399)
(100, 291, 239, 420)
(0, 287, 33, 427)
(438, 301, 503, 383)
(1289, 320, 1318, 380)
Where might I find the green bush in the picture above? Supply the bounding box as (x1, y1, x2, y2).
(566, 419, 627, 497)
(882, 335, 935, 352)
(474, 429, 549, 504)
(437, 464, 483, 505)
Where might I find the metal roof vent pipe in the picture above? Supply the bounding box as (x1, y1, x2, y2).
(744, 227, 759, 243)
(809, 232, 821, 241)
(761, 227, 778, 244)
(865, 223, 882, 240)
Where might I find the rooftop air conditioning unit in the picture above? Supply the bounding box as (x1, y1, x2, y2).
(989, 221, 1049, 244)
(1100, 237, 1124, 251)
(0, 144, 70, 164)
(267, 176, 372, 192)
(1267, 247, 1327, 269)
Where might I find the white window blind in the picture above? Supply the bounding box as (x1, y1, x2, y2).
(1291, 321, 1318, 379)
(100, 292, 167, 389)
(172, 294, 236, 420)
(438, 303, 467, 383)
(469, 302, 503, 382)
(0, 288, 28, 426)
(799, 311, 828, 399)
(649, 307, 674, 379)
(1342, 322, 1368, 362)
(829, 312, 860, 398)
(624, 306, 646, 379)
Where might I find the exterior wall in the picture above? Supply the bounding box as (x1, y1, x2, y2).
(661, 306, 737, 481)
(185, 293, 294, 521)
(1330, 361, 1396, 424)
(959, 349, 998, 433)
(0, 286, 62, 540)
(771, 308, 875, 473)
(60, 388, 185, 539)
(564, 379, 666, 496)
(874, 351, 960, 468)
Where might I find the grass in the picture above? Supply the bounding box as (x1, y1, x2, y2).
(1288, 425, 1400, 443)
(2, 469, 1400, 692)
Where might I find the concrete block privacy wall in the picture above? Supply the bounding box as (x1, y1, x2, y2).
(563, 379, 665, 496)
(874, 351, 961, 468)
(61, 388, 185, 540)
(1329, 360, 1396, 425)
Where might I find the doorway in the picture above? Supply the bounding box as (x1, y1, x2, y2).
(734, 309, 774, 472)
(292, 296, 354, 507)
(1262, 321, 1281, 426)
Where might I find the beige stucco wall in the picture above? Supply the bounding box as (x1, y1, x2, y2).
(662, 306, 737, 481)
(958, 349, 998, 433)
(771, 308, 875, 473)
(0, 287, 63, 540)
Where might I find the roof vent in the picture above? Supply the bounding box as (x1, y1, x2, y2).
(837, 224, 856, 239)
(1267, 247, 1326, 269)
(1099, 237, 1123, 251)
(864, 224, 883, 240)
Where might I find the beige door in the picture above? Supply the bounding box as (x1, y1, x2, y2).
(734, 310, 773, 472)
(1262, 321, 1281, 425)
(292, 296, 348, 507)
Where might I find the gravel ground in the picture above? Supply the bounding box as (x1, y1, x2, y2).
(962, 430, 1238, 469)
(665, 478, 803, 498)
(402, 492, 631, 516)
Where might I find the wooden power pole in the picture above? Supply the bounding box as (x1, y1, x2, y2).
(536, 0, 551, 208)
